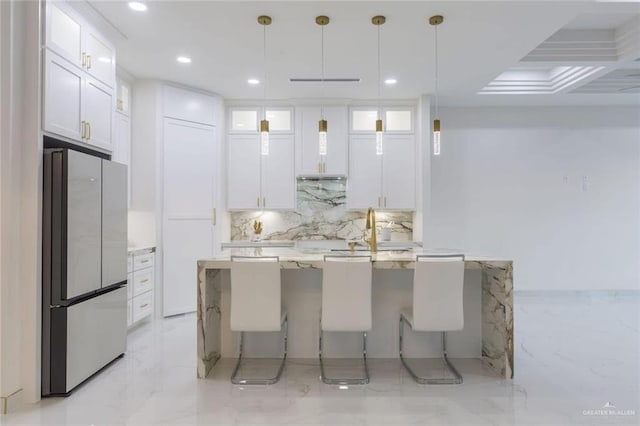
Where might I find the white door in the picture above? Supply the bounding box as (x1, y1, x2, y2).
(45, 1, 83, 68)
(163, 118, 216, 316)
(262, 135, 295, 210)
(347, 135, 382, 210)
(227, 134, 262, 209)
(84, 29, 115, 88)
(382, 134, 416, 210)
(83, 76, 113, 150)
(43, 50, 83, 141)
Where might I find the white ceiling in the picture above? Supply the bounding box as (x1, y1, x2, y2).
(82, 0, 640, 106)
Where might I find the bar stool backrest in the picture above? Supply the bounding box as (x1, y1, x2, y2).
(230, 256, 281, 332)
(413, 254, 465, 332)
(321, 255, 372, 332)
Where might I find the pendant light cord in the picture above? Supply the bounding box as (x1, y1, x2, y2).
(263, 23, 267, 120)
(377, 23, 381, 120)
(321, 24, 325, 120)
(434, 24, 439, 118)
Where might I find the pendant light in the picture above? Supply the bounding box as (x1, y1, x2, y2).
(372, 15, 385, 156)
(429, 15, 443, 156)
(316, 16, 329, 157)
(258, 15, 272, 155)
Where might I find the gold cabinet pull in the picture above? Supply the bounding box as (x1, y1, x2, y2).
(140, 303, 149, 308)
(263, 197, 266, 208)
(87, 54, 92, 69)
(86, 122, 91, 140)
(81, 120, 86, 139)
(82, 52, 86, 67)
(140, 259, 149, 263)
(257, 197, 260, 208)
(384, 197, 387, 208)
(318, 162, 321, 173)
(378, 196, 381, 207)
(140, 279, 149, 283)
(323, 162, 327, 173)
(212, 208, 217, 226)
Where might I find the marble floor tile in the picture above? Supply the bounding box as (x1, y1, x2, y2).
(3, 292, 639, 425)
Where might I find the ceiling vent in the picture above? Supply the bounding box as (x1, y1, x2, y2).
(289, 78, 361, 83)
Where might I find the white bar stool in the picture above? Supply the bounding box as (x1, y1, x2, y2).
(320, 255, 372, 385)
(230, 256, 288, 385)
(400, 254, 465, 384)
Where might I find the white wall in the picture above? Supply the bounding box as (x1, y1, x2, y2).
(0, 0, 41, 411)
(427, 106, 640, 291)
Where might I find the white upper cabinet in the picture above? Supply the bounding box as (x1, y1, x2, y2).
(347, 108, 416, 210)
(297, 106, 347, 176)
(43, 1, 117, 150)
(43, 50, 84, 141)
(227, 107, 295, 210)
(262, 135, 295, 209)
(227, 135, 262, 210)
(45, 1, 115, 88)
(84, 29, 115, 88)
(112, 112, 131, 206)
(46, 1, 84, 68)
(227, 134, 295, 211)
(82, 76, 114, 149)
(116, 77, 131, 115)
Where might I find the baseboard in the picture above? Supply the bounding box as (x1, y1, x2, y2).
(1, 388, 23, 415)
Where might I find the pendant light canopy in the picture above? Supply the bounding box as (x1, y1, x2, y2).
(316, 15, 329, 156)
(258, 15, 272, 155)
(429, 15, 443, 156)
(372, 15, 385, 156)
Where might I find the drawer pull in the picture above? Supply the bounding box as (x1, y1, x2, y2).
(140, 279, 149, 283)
(140, 303, 149, 308)
(140, 259, 149, 263)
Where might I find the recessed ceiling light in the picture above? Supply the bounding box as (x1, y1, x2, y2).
(176, 56, 192, 64)
(248, 78, 260, 85)
(384, 78, 397, 85)
(128, 2, 147, 12)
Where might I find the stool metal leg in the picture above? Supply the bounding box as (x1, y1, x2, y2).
(319, 318, 370, 385)
(231, 314, 288, 385)
(399, 314, 463, 385)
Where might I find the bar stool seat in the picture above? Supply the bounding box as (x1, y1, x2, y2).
(230, 255, 287, 385)
(400, 254, 465, 384)
(319, 255, 372, 385)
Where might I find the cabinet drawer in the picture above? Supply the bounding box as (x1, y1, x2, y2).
(127, 255, 133, 273)
(127, 272, 133, 300)
(132, 268, 153, 297)
(133, 252, 154, 270)
(132, 291, 153, 323)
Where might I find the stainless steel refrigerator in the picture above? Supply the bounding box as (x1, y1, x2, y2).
(42, 148, 128, 396)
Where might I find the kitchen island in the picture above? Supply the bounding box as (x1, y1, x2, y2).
(197, 248, 513, 380)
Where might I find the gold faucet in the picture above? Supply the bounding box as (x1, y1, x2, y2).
(365, 207, 377, 253)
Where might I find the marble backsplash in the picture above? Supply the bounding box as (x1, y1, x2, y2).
(230, 178, 413, 241)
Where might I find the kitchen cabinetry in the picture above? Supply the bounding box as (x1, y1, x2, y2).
(112, 111, 131, 205)
(43, 1, 115, 151)
(127, 249, 155, 327)
(45, 1, 115, 88)
(227, 134, 295, 210)
(296, 106, 347, 176)
(347, 134, 415, 210)
(116, 77, 131, 115)
(43, 50, 114, 150)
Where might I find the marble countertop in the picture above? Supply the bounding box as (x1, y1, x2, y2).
(198, 247, 511, 270)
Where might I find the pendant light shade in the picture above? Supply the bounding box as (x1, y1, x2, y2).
(258, 15, 271, 155)
(316, 15, 330, 157)
(429, 15, 443, 156)
(372, 15, 385, 156)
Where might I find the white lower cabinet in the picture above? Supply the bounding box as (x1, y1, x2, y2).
(127, 249, 155, 328)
